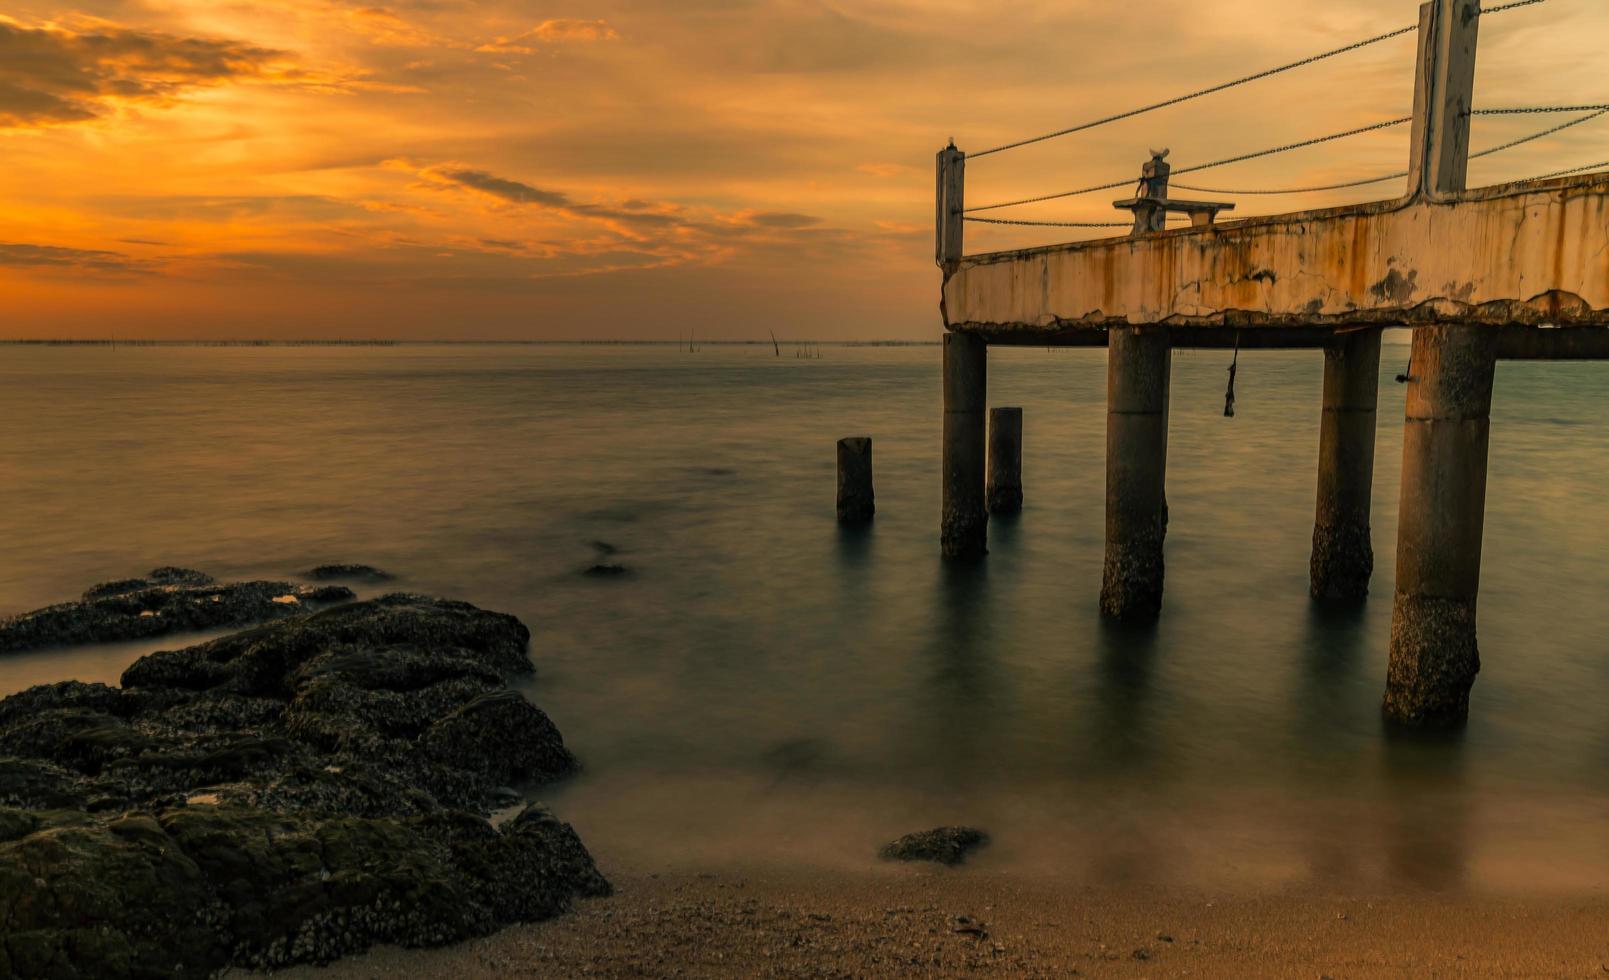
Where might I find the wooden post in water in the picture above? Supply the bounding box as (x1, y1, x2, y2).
(942, 333, 987, 559)
(1101, 327, 1171, 620)
(837, 437, 874, 523)
(1311, 329, 1382, 599)
(987, 407, 1023, 514)
(1384, 0, 1491, 727)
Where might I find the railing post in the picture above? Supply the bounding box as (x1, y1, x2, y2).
(936, 142, 965, 265)
(1415, 0, 1481, 198)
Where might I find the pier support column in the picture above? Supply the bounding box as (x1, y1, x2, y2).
(1384, 325, 1496, 728)
(1311, 329, 1382, 600)
(942, 333, 987, 559)
(1101, 327, 1171, 620)
(987, 407, 1023, 514)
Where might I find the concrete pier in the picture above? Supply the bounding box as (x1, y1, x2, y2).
(942, 333, 988, 559)
(836, 437, 874, 523)
(1384, 325, 1497, 728)
(1101, 327, 1171, 620)
(986, 407, 1023, 514)
(1311, 329, 1382, 600)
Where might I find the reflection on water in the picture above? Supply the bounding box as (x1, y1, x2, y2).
(4, 342, 1609, 893)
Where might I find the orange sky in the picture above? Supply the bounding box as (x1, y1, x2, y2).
(1, 0, 1605, 339)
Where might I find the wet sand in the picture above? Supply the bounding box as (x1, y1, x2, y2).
(268, 870, 1609, 979)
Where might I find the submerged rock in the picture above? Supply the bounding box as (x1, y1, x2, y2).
(0, 570, 355, 655)
(879, 826, 991, 866)
(305, 563, 395, 583)
(0, 591, 605, 976)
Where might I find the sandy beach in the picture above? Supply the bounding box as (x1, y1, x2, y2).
(268, 869, 1609, 979)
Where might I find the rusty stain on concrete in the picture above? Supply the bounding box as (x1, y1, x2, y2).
(943, 173, 1609, 334)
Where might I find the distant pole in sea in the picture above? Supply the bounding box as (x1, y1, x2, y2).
(836, 437, 875, 523)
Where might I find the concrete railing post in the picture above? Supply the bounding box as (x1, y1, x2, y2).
(1384, 325, 1496, 727)
(837, 437, 874, 523)
(936, 143, 965, 266)
(1101, 327, 1171, 619)
(1311, 328, 1382, 599)
(987, 407, 1023, 514)
(942, 333, 987, 558)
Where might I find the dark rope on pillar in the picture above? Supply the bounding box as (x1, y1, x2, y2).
(1395, 344, 1415, 384)
(1224, 332, 1239, 417)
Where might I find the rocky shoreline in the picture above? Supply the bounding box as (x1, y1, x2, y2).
(0, 572, 608, 978)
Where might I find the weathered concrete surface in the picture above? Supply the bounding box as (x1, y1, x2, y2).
(1311, 329, 1382, 600)
(1101, 328, 1170, 620)
(942, 334, 987, 559)
(1384, 325, 1496, 728)
(943, 174, 1609, 336)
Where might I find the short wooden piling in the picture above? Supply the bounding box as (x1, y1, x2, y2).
(1311, 328, 1382, 599)
(942, 333, 987, 559)
(1384, 324, 1496, 728)
(987, 407, 1023, 514)
(836, 437, 875, 523)
(1101, 327, 1171, 620)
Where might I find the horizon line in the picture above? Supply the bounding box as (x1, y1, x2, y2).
(0, 338, 944, 347)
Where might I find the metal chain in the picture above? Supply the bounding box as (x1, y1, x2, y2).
(968, 24, 1417, 159)
(1470, 108, 1608, 158)
(1165, 111, 1608, 196)
(967, 117, 1409, 213)
(1482, 0, 1549, 13)
(963, 178, 1138, 214)
(1471, 105, 1609, 115)
(1171, 117, 1413, 177)
(962, 217, 1135, 228)
(1170, 172, 1408, 195)
(1531, 160, 1609, 180)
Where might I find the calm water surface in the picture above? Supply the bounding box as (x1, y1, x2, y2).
(3, 342, 1608, 893)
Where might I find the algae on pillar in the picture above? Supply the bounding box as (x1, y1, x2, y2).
(941, 333, 987, 559)
(1101, 327, 1171, 620)
(1384, 325, 1496, 728)
(987, 407, 1023, 514)
(1311, 329, 1382, 599)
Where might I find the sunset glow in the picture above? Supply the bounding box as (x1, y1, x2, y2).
(3, 0, 1606, 338)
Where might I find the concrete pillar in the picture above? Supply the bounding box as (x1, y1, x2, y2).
(1311, 329, 1382, 600)
(942, 333, 987, 559)
(987, 407, 1023, 514)
(1383, 325, 1497, 728)
(1101, 327, 1171, 620)
(837, 437, 874, 523)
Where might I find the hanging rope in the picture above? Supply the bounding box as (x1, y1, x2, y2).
(1224, 333, 1240, 418)
(1395, 348, 1414, 384)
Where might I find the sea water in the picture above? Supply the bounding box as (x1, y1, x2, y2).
(3, 341, 1608, 893)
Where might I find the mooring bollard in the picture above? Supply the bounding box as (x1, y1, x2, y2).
(987, 407, 1023, 514)
(837, 437, 875, 523)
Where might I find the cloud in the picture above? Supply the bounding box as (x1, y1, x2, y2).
(726, 210, 823, 229)
(477, 18, 619, 54)
(0, 17, 300, 128)
(0, 242, 146, 275)
(423, 167, 571, 207)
